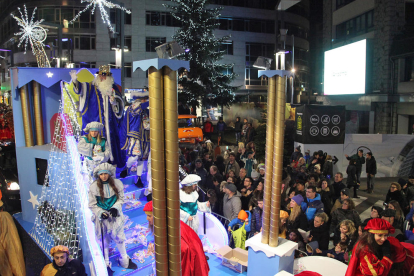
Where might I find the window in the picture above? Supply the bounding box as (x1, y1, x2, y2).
(245, 42, 274, 85)
(404, 57, 414, 82)
(110, 10, 132, 24)
(76, 62, 96, 68)
(146, 37, 166, 52)
(124, 62, 132, 78)
(210, 0, 277, 10)
(336, 0, 356, 10)
(74, 36, 96, 50)
(336, 10, 374, 41)
(38, 7, 95, 29)
(219, 41, 233, 55)
(110, 36, 131, 51)
(146, 11, 181, 27)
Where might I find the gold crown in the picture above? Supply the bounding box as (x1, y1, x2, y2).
(98, 65, 112, 76)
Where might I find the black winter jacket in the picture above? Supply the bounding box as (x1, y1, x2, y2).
(309, 222, 330, 250)
(365, 156, 377, 175)
(286, 210, 308, 233)
(346, 164, 357, 187)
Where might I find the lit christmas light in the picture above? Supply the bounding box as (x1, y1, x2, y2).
(11, 5, 50, 67)
(70, 0, 131, 32)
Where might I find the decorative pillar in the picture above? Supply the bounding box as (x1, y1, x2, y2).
(246, 70, 296, 276)
(33, 81, 45, 145)
(133, 59, 190, 276)
(261, 76, 276, 245)
(269, 76, 286, 247)
(163, 67, 181, 276)
(20, 84, 34, 147)
(148, 67, 168, 276)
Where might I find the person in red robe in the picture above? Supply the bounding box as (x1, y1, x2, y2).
(346, 218, 414, 276)
(143, 201, 209, 276)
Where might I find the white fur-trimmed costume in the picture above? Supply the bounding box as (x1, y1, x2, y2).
(179, 174, 210, 233)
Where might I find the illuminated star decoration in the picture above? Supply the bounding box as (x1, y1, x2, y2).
(11, 5, 50, 67)
(70, 0, 131, 32)
(28, 191, 40, 209)
(46, 71, 53, 78)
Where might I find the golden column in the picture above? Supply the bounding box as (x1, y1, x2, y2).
(261, 76, 276, 245)
(148, 67, 169, 275)
(269, 76, 286, 247)
(33, 81, 45, 145)
(20, 85, 34, 147)
(163, 67, 181, 276)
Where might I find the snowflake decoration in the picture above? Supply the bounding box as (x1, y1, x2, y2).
(70, 0, 131, 32)
(11, 5, 47, 55)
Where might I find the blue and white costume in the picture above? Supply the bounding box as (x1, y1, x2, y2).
(71, 66, 125, 167)
(180, 174, 211, 233)
(120, 90, 150, 180)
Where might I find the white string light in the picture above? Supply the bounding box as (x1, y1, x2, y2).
(70, 0, 131, 32)
(11, 5, 50, 67)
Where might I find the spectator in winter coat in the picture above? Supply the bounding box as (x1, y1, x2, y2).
(224, 153, 241, 177)
(330, 199, 361, 240)
(214, 155, 226, 175)
(362, 206, 382, 224)
(346, 159, 359, 198)
(241, 118, 248, 141)
(245, 123, 256, 143)
(241, 151, 257, 177)
(400, 178, 414, 214)
(290, 146, 303, 163)
(251, 196, 263, 235)
(319, 179, 334, 215)
(345, 149, 365, 184)
(202, 153, 213, 172)
(332, 172, 346, 203)
(287, 195, 309, 232)
(216, 117, 226, 145)
(206, 165, 223, 190)
(203, 118, 214, 140)
(241, 177, 254, 210)
(385, 182, 407, 211)
(304, 150, 311, 165)
(222, 183, 242, 221)
(301, 186, 324, 221)
(336, 219, 359, 252)
(365, 152, 377, 194)
(234, 117, 242, 144)
(331, 188, 351, 215)
(308, 212, 330, 250)
(193, 159, 209, 198)
(322, 155, 333, 179)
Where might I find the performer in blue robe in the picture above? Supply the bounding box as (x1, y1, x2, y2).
(70, 66, 125, 168)
(119, 90, 150, 187)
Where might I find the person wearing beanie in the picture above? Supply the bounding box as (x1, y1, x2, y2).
(180, 174, 211, 233)
(223, 183, 242, 221)
(345, 218, 414, 276)
(287, 194, 308, 232)
(228, 209, 252, 234)
(78, 121, 111, 175)
(143, 201, 210, 276)
(363, 206, 383, 224)
(279, 210, 289, 238)
(40, 245, 86, 276)
(331, 188, 351, 215)
(88, 163, 137, 271)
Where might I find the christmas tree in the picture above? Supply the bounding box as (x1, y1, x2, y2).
(164, 0, 237, 107)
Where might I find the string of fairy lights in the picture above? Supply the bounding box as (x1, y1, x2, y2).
(11, 1, 131, 66)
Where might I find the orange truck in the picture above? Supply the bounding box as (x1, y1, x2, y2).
(178, 115, 203, 146)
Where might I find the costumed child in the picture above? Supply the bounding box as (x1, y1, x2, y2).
(40, 245, 86, 276)
(180, 174, 211, 233)
(143, 201, 210, 276)
(346, 218, 414, 276)
(78, 122, 111, 174)
(228, 210, 251, 233)
(88, 163, 137, 271)
(119, 90, 150, 188)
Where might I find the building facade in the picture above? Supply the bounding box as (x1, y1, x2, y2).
(320, 0, 414, 134)
(0, 0, 309, 103)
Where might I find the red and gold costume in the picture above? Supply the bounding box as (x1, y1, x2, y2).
(143, 201, 210, 276)
(346, 218, 414, 276)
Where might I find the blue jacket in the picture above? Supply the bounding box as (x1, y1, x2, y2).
(217, 121, 227, 132)
(229, 211, 252, 232)
(301, 194, 324, 221)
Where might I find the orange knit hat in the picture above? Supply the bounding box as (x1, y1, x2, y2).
(280, 210, 289, 219)
(50, 245, 70, 256)
(238, 210, 248, 221)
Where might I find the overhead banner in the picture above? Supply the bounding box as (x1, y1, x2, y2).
(295, 105, 346, 144)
